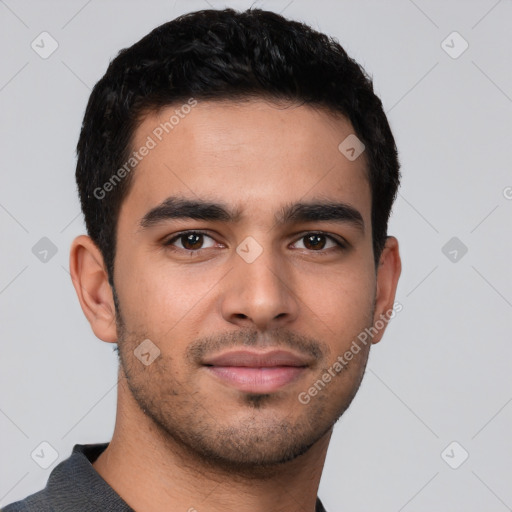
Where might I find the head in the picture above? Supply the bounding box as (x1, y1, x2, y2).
(71, 8, 401, 475)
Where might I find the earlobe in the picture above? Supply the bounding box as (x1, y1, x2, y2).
(69, 235, 118, 343)
(371, 236, 402, 344)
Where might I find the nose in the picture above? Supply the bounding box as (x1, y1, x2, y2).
(220, 243, 300, 332)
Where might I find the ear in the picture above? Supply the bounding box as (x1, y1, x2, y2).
(69, 235, 118, 343)
(371, 236, 402, 344)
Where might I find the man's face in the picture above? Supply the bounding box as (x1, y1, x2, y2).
(112, 99, 384, 472)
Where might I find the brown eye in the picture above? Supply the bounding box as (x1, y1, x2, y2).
(293, 233, 343, 251)
(181, 233, 203, 250)
(165, 231, 216, 251)
(303, 234, 327, 250)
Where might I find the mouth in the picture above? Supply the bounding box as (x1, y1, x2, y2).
(202, 349, 311, 393)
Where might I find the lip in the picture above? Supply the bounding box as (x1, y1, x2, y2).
(202, 349, 312, 367)
(202, 349, 311, 393)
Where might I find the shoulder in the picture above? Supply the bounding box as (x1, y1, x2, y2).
(1, 443, 110, 512)
(1, 488, 53, 512)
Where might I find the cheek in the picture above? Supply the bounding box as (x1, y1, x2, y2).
(115, 253, 223, 335)
(300, 263, 376, 348)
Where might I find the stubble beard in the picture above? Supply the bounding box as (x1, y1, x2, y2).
(112, 287, 373, 479)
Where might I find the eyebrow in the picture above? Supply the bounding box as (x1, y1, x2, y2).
(139, 196, 365, 233)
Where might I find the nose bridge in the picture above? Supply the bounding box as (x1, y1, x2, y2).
(221, 234, 299, 329)
(236, 236, 288, 302)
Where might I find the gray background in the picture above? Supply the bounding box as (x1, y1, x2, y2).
(1, 0, 511, 510)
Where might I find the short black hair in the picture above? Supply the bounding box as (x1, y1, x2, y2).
(76, 7, 400, 286)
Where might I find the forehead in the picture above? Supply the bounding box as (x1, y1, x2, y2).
(122, 99, 371, 226)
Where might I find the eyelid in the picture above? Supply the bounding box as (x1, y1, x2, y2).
(290, 231, 348, 250)
(163, 230, 218, 247)
(163, 229, 348, 252)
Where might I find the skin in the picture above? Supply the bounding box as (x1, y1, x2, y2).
(70, 98, 401, 512)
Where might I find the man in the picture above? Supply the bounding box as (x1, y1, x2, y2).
(3, 7, 401, 512)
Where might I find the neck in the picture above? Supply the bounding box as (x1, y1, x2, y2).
(93, 375, 331, 512)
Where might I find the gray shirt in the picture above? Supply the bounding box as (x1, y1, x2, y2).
(2, 443, 328, 512)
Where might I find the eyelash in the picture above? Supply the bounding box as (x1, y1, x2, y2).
(163, 230, 347, 254)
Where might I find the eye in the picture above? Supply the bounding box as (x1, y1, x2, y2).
(164, 231, 217, 251)
(292, 232, 346, 252)
(163, 230, 346, 254)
